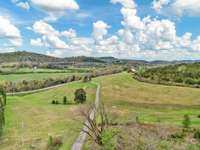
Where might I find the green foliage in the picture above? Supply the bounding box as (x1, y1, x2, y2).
(136, 116, 140, 124)
(0, 86, 6, 105)
(63, 96, 67, 105)
(74, 88, 86, 104)
(101, 128, 118, 150)
(47, 135, 62, 149)
(194, 130, 200, 140)
(135, 63, 200, 86)
(0, 98, 4, 136)
(0, 86, 6, 136)
(82, 75, 91, 83)
(51, 100, 56, 104)
(183, 114, 191, 128)
(170, 132, 185, 139)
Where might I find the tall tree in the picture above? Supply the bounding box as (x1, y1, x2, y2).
(0, 86, 6, 135)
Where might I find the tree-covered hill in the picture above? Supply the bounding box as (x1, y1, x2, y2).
(0, 51, 60, 63)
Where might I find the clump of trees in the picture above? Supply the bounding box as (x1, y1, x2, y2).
(134, 63, 200, 87)
(74, 88, 86, 104)
(5, 75, 81, 93)
(82, 75, 92, 82)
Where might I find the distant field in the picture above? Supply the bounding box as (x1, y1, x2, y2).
(0, 81, 97, 150)
(0, 72, 83, 82)
(0, 67, 91, 73)
(94, 72, 200, 126)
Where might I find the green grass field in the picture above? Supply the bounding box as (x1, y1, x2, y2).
(2, 72, 200, 149)
(0, 72, 83, 82)
(94, 72, 200, 126)
(0, 81, 97, 150)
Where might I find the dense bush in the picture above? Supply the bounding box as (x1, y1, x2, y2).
(74, 88, 86, 104)
(194, 130, 200, 140)
(182, 115, 191, 128)
(63, 96, 67, 105)
(47, 135, 62, 149)
(3, 66, 123, 93)
(134, 63, 200, 87)
(0, 86, 6, 136)
(4, 75, 81, 93)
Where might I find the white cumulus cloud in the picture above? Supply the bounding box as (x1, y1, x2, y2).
(31, 0, 79, 21)
(0, 16, 22, 47)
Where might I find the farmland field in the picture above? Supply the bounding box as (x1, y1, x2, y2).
(0, 72, 83, 82)
(82, 72, 200, 149)
(94, 72, 200, 126)
(0, 81, 97, 150)
(2, 72, 200, 149)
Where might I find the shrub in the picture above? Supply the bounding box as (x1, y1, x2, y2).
(74, 88, 86, 104)
(55, 101, 59, 105)
(136, 116, 140, 124)
(51, 100, 56, 104)
(63, 96, 67, 105)
(170, 132, 184, 139)
(183, 114, 191, 128)
(194, 130, 200, 140)
(101, 128, 118, 150)
(47, 135, 62, 149)
(174, 77, 183, 83)
(185, 78, 196, 85)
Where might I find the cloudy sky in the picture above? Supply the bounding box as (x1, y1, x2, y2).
(1, 0, 200, 60)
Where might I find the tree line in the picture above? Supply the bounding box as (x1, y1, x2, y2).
(134, 63, 200, 87)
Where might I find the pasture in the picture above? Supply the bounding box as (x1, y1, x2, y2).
(0, 81, 97, 150)
(94, 72, 200, 126)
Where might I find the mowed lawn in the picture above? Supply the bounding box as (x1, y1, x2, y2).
(94, 72, 200, 126)
(0, 81, 97, 150)
(0, 72, 82, 82)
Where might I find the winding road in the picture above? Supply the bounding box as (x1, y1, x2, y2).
(71, 84, 100, 150)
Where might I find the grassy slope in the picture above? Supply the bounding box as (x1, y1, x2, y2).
(0, 81, 97, 150)
(94, 72, 200, 126)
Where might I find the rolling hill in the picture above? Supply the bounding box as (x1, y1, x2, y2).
(0, 51, 199, 65)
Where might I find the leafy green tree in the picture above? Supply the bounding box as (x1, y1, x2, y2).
(0, 86, 6, 105)
(63, 96, 67, 105)
(183, 114, 191, 128)
(74, 88, 86, 104)
(0, 98, 4, 135)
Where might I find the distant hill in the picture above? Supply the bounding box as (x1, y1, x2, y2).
(0, 51, 60, 63)
(63, 56, 105, 63)
(0, 51, 199, 65)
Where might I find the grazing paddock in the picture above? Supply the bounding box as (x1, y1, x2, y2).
(94, 72, 200, 126)
(0, 81, 97, 150)
(0, 72, 84, 82)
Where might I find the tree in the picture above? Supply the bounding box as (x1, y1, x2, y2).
(74, 88, 86, 103)
(0, 86, 6, 105)
(183, 114, 191, 128)
(63, 96, 67, 105)
(0, 86, 6, 135)
(0, 98, 4, 135)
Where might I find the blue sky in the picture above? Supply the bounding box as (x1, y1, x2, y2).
(0, 0, 200, 60)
